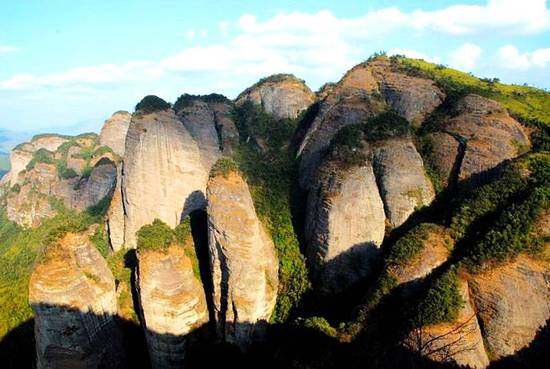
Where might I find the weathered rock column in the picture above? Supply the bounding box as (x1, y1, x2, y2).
(29, 230, 123, 369)
(137, 245, 208, 369)
(206, 169, 279, 350)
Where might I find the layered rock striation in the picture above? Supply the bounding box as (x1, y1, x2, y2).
(206, 170, 279, 349)
(29, 229, 123, 369)
(137, 245, 208, 369)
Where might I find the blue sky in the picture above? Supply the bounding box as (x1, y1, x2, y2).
(0, 0, 549, 138)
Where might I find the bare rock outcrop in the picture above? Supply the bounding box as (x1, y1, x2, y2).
(429, 94, 530, 184)
(372, 137, 435, 228)
(297, 58, 444, 188)
(107, 166, 125, 251)
(236, 74, 315, 120)
(406, 279, 489, 369)
(137, 245, 208, 369)
(305, 157, 385, 295)
(207, 170, 279, 349)
(99, 111, 131, 156)
(122, 108, 208, 248)
(29, 229, 123, 369)
(469, 255, 550, 360)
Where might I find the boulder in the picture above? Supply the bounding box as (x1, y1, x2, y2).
(305, 158, 385, 295)
(29, 229, 123, 369)
(137, 245, 208, 369)
(207, 170, 279, 349)
(99, 111, 131, 156)
(469, 255, 550, 359)
(372, 137, 435, 228)
(122, 109, 208, 248)
(236, 74, 315, 120)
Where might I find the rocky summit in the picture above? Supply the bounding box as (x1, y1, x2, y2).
(0, 55, 549, 369)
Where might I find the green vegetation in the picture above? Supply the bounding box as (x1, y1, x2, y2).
(411, 266, 463, 326)
(300, 316, 338, 337)
(135, 95, 171, 113)
(390, 56, 550, 127)
(136, 219, 177, 251)
(0, 200, 109, 339)
(232, 102, 310, 323)
(26, 148, 54, 170)
(363, 111, 410, 141)
(173, 93, 229, 111)
(209, 157, 240, 178)
(328, 124, 368, 168)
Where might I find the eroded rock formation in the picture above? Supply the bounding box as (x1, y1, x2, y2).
(99, 111, 131, 157)
(207, 170, 278, 349)
(469, 255, 550, 360)
(122, 108, 208, 248)
(236, 74, 315, 120)
(29, 229, 123, 369)
(137, 245, 208, 369)
(305, 156, 385, 295)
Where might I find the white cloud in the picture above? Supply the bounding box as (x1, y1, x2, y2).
(0, 45, 18, 54)
(448, 43, 483, 71)
(2, 1, 550, 91)
(497, 45, 550, 69)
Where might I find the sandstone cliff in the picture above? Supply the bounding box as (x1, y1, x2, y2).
(469, 255, 550, 360)
(29, 229, 123, 369)
(122, 107, 208, 248)
(99, 111, 131, 157)
(206, 170, 279, 349)
(137, 245, 208, 369)
(305, 155, 385, 295)
(236, 74, 315, 120)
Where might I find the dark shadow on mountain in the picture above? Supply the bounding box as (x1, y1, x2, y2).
(181, 191, 207, 219)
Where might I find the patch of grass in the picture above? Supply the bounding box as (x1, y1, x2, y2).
(411, 266, 463, 327)
(89, 223, 110, 259)
(300, 316, 338, 337)
(26, 149, 54, 171)
(389, 56, 550, 127)
(363, 111, 410, 141)
(210, 157, 240, 178)
(136, 219, 175, 252)
(173, 93, 230, 111)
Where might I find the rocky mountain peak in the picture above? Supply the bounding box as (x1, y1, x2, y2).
(236, 73, 315, 119)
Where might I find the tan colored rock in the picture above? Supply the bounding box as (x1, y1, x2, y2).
(372, 136, 435, 228)
(99, 111, 131, 156)
(207, 171, 279, 349)
(122, 109, 208, 248)
(175, 99, 222, 169)
(432, 94, 530, 183)
(107, 166, 125, 251)
(29, 229, 123, 369)
(236, 74, 315, 120)
(137, 245, 208, 369)
(388, 225, 452, 285)
(297, 58, 443, 188)
(305, 158, 386, 295)
(469, 255, 550, 360)
(405, 279, 489, 369)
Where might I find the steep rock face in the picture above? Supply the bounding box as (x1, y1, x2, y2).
(70, 158, 117, 211)
(236, 74, 315, 120)
(469, 255, 550, 360)
(430, 94, 530, 183)
(137, 246, 208, 369)
(372, 137, 435, 228)
(406, 280, 489, 369)
(99, 111, 131, 157)
(2, 135, 69, 186)
(122, 109, 208, 248)
(207, 171, 279, 349)
(424, 132, 461, 187)
(175, 99, 223, 169)
(107, 166, 125, 251)
(388, 225, 452, 285)
(297, 58, 444, 188)
(305, 158, 386, 295)
(29, 230, 123, 369)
